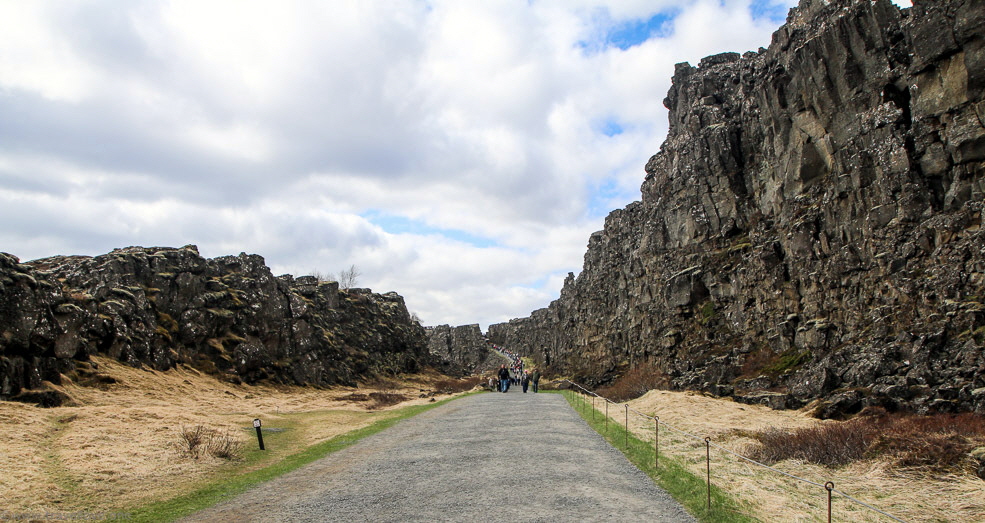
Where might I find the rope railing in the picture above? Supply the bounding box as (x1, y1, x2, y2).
(554, 379, 907, 523)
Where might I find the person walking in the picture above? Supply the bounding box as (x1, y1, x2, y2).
(521, 370, 530, 393)
(531, 368, 541, 393)
(498, 364, 510, 393)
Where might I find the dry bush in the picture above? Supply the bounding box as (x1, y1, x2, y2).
(178, 425, 243, 460)
(431, 376, 483, 394)
(749, 412, 985, 473)
(596, 363, 670, 402)
(180, 425, 208, 456)
(749, 422, 869, 467)
(205, 429, 242, 460)
(368, 391, 408, 409)
(867, 412, 985, 473)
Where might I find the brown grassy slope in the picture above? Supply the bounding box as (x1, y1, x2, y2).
(0, 357, 459, 513)
(622, 390, 985, 522)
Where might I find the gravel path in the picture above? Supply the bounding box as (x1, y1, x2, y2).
(183, 391, 695, 522)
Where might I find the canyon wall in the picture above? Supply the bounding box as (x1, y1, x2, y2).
(489, 0, 985, 416)
(0, 245, 430, 405)
(426, 323, 497, 376)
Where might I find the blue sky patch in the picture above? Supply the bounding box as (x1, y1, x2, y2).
(364, 211, 500, 248)
(587, 178, 635, 219)
(577, 8, 678, 53)
(749, 0, 793, 24)
(599, 118, 624, 137)
(606, 10, 677, 50)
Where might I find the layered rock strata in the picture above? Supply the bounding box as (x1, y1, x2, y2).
(489, 0, 985, 416)
(0, 245, 429, 404)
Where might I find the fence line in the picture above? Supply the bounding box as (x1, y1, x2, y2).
(556, 379, 906, 523)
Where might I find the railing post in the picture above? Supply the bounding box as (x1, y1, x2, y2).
(624, 404, 629, 449)
(705, 436, 712, 511)
(654, 416, 659, 468)
(826, 481, 834, 523)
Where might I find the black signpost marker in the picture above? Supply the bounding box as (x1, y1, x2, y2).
(253, 418, 265, 450)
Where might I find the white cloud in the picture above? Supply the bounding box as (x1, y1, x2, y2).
(0, 0, 808, 329)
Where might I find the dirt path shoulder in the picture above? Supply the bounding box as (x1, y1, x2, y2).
(183, 391, 695, 522)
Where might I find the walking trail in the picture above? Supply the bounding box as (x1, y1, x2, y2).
(183, 391, 696, 522)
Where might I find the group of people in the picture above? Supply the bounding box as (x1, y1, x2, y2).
(488, 345, 540, 393)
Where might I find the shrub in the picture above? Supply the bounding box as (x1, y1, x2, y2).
(179, 425, 243, 460)
(866, 412, 985, 473)
(749, 422, 869, 467)
(180, 425, 207, 456)
(748, 412, 985, 472)
(205, 430, 243, 460)
(368, 391, 408, 409)
(596, 363, 670, 402)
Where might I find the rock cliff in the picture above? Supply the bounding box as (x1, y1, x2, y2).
(489, 0, 985, 416)
(0, 245, 430, 405)
(425, 324, 499, 376)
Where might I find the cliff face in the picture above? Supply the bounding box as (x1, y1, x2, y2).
(489, 0, 985, 416)
(0, 245, 430, 405)
(425, 324, 498, 376)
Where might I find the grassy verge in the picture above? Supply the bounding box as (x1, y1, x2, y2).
(128, 394, 472, 522)
(558, 390, 756, 523)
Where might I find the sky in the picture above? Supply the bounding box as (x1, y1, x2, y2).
(0, 0, 911, 329)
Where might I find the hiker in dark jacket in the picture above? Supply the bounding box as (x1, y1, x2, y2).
(521, 370, 530, 393)
(498, 365, 510, 393)
(531, 368, 541, 393)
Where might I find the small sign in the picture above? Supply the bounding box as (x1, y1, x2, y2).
(253, 418, 265, 450)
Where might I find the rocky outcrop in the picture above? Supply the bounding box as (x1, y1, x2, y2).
(0, 245, 430, 404)
(425, 324, 498, 376)
(489, 0, 985, 416)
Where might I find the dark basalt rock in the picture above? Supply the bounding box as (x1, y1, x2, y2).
(488, 0, 985, 417)
(0, 245, 430, 406)
(426, 324, 498, 376)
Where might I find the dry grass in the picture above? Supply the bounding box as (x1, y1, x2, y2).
(9, 359, 983, 522)
(0, 357, 462, 514)
(597, 389, 985, 522)
(430, 376, 484, 395)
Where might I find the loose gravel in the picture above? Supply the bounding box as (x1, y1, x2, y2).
(183, 391, 696, 522)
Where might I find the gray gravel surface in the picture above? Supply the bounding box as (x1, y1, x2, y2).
(183, 391, 696, 522)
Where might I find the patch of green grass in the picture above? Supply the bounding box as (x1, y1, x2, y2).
(761, 349, 811, 377)
(557, 390, 755, 523)
(127, 394, 473, 522)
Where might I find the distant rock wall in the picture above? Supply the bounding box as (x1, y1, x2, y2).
(0, 245, 430, 404)
(425, 324, 496, 376)
(489, 0, 985, 416)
